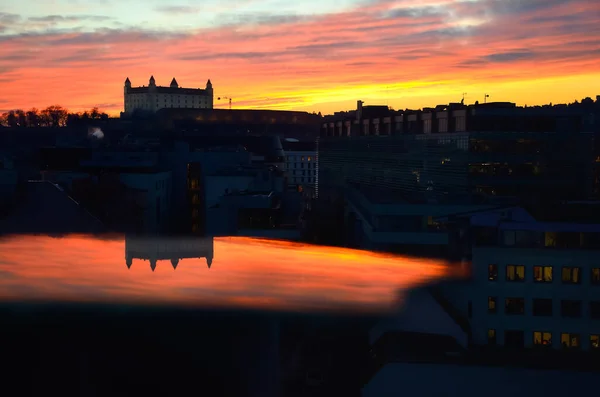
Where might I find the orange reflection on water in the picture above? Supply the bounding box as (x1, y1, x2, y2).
(0, 235, 463, 314)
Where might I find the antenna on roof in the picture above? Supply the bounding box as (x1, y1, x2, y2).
(461, 92, 467, 105)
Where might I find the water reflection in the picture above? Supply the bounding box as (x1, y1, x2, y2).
(125, 235, 214, 270)
(0, 235, 464, 313)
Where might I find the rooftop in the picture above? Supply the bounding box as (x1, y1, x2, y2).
(0, 181, 105, 234)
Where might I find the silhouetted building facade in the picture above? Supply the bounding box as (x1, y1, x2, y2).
(125, 235, 214, 271)
(318, 101, 596, 206)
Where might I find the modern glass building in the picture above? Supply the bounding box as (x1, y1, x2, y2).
(318, 102, 596, 205)
(318, 133, 471, 204)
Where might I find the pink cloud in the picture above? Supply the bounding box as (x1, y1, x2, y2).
(0, 0, 598, 114)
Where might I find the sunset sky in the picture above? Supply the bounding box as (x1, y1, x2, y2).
(1, 0, 599, 115)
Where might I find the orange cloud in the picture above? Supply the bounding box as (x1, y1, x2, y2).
(0, 0, 599, 115)
(0, 235, 461, 314)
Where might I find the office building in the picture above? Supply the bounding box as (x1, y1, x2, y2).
(319, 100, 595, 205)
(309, 100, 597, 248)
(437, 206, 600, 350)
(282, 139, 317, 191)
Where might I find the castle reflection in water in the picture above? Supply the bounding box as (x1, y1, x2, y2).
(125, 235, 214, 271)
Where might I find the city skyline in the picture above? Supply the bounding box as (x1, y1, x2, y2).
(1, 0, 600, 115)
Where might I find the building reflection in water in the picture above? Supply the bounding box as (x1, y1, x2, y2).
(125, 235, 214, 271)
(0, 235, 465, 313)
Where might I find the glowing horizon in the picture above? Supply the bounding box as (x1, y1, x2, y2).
(1, 0, 599, 116)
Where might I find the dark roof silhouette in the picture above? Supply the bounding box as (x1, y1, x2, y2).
(170, 78, 178, 87)
(0, 181, 105, 234)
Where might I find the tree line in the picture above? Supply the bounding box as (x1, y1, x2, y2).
(0, 106, 109, 128)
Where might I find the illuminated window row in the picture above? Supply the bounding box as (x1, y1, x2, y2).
(488, 264, 600, 284)
(286, 155, 313, 162)
(488, 297, 600, 318)
(487, 329, 600, 349)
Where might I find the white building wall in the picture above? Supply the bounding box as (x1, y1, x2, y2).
(285, 151, 317, 188)
(125, 92, 212, 113)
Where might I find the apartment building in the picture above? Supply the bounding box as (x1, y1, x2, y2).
(439, 207, 600, 350)
(282, 140, 317, 191)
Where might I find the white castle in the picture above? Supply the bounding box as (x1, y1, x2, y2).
(123, 76, 213, 114)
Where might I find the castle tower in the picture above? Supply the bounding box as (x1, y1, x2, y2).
(149, 75, 156, 96)
(124, 78, 131, 113)
(206, 79, 213, 108)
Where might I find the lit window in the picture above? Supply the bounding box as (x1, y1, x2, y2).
(308, 156, 312, 162)
(506, 265, 525, 281)
(562, 267, 581, 284)
(488, 329, 496, 345)
(488, 264, 498, 281)
(561, 333, 580, 349)
(591, 335, 600, 349)
(533, 266, 553, 282)
(488, 296, 497, 313)
(533, 331, 552, 347)
(545, 232, 557, 247)
(592, 268, 600, 285)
